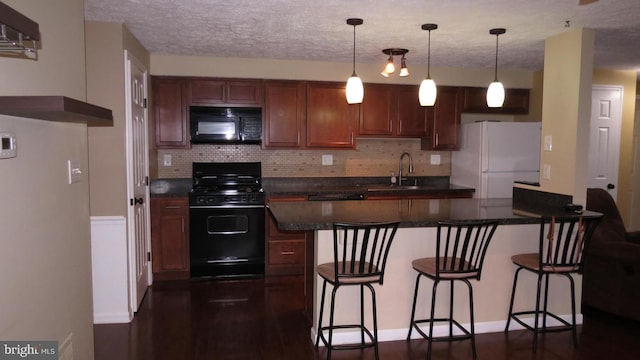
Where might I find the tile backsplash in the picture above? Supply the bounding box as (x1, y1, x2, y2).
(157, 138, 450, 178)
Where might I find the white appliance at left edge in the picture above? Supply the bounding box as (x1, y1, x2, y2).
(451, 121, 541, 198)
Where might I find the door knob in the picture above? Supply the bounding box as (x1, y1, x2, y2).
(607, 183, 615, 190)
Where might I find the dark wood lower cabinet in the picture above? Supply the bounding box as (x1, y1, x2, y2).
(150, 197, 190, 280)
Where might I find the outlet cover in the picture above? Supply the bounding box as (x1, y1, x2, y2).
(430, 154, 441, 165)
(163, 154, 172, 166)
(322, 154, 333, 166)
(542, 164, 551, 179)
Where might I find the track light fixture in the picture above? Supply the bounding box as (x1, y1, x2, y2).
(346, 18, 364, 104)
(380, 48, 409, 77)
(419, 23, 438, 106)
(487, 28, 506, 108)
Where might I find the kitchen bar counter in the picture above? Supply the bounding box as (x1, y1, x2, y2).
(267, 196, 601, 345)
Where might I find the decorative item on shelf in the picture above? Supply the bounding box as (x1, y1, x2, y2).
(380, 48, 409, 77)
(418, 23, 438, 106)
(487, 28, 506, 108)
(345, 18, 364, 104)
(0, 2, 40, 60)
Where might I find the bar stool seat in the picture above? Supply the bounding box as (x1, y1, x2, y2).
(407, 220, 499, 359)
(315, 222, 399, 360)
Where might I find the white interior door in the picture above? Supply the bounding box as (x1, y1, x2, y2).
(125, 51, 151, 312)
(588, 85, 622, 200)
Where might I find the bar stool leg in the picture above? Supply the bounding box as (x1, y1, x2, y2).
(427, 280, 440, 360)
(567, 274, 578, 347)
(407, 273, 422, 340)
(327, 285, 339, 360)
(505, 267, 524, 332)
(463, 279, 477, 358)
(367, 283, 380, 360)
(316, 279, 328, 346)
(533, 273, 544, 352)
(449, 280, 454, 338)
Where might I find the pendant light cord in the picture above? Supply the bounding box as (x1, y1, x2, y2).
(493, 34, 499, 82)
(427, 30, 432, 79)
(352, 24, 357, 77)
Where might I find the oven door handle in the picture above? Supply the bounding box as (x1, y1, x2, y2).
(206, 258, 249, 263)
(189, 205, 265, 209)
(208, 230, 247, 235)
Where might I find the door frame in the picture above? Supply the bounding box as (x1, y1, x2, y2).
(124, 50, 152, 313)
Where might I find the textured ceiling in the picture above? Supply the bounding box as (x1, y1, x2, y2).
(85, 0, 640, 71)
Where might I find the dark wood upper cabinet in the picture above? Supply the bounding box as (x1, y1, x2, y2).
(152, 77, 189, 149)
(461, 87, 530, 114)
(359, 84, 427, 138)
(396, 85, 428, 137)
(305, 82, 358, 149)
(359, 83, 394, 136)
(263, 80, 306, 148)
(422, 86, 463, 151)
(188, 78, 263, 106)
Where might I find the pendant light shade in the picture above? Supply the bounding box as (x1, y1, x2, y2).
(486, 28, 506, 108)
(346, 18, 364, 104)
(418, 24, 438, 106)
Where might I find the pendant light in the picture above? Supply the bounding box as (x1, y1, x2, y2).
(346, 18, 364, 104)
(418, 23, 438, 106)
(486, 28, 506, 108)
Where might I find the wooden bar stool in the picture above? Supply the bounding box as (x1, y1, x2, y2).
(407, 220, 499, 359)
(504, 215, 600, 352)
(315, 221, 399, 360)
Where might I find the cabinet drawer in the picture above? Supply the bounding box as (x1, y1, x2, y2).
(156, 198, 188, 214)
(268, 240, 305, 265)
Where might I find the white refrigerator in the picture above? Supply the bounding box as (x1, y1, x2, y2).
(451, 121, 542, 198)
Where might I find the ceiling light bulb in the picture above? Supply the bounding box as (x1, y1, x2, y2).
(399, 57, 409, 77)
(384, 56, 395, 74)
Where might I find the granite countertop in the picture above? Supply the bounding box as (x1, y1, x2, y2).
(262, 176, 474, 198)
(267, 198, 601, 231)
(149, 178, 191, 197)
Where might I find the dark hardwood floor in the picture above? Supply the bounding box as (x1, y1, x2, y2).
(94, 276, 640, 360)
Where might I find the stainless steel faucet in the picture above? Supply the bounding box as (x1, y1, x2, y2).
(398, 152, 414, 185)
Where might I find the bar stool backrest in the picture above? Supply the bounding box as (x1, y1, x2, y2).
(538, 216, 600, 273)
(435, 221, 499, 280)
(332, 222, 400, 285)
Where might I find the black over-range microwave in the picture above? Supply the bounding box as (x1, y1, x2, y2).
(189, 106, 262, 144)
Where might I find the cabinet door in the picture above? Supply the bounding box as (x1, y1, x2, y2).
(189, 78, 263, 106)
(189, 79, 226, 105)
(359, 83, 394, 136)
(396, 85, 428, 137)
(152, 77, 189, 149)
(423, 86, 462, 150)
(461, 86, 530, 114)
(264, 80, 305, 148)
(306, 82, 358, 148)
(227, 79, 263, 105)
(151, 198, 189, 280)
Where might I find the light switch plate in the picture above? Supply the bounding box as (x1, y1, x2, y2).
(544, 135, 552, 151)
(68, 160, 82, 184)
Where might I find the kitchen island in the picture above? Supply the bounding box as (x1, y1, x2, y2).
(267, 197, 600, 344)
